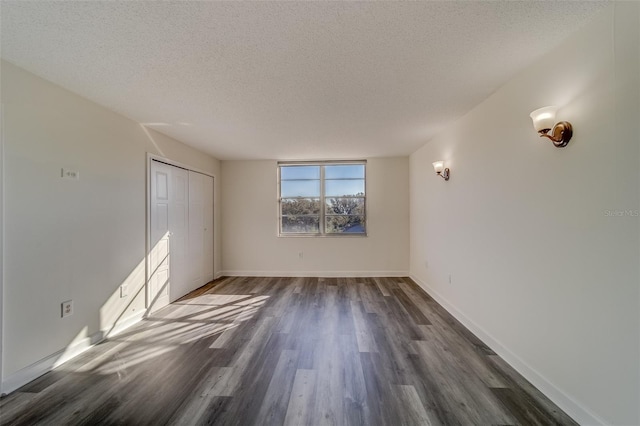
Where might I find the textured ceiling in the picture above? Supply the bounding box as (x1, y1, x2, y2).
(1, 1, 607, 160)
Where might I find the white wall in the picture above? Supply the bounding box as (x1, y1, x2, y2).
(409, 4, 639, 425)
(221, 158, 409, 276)
(0, 95, 5, 390)
(0, 60, 222, 388)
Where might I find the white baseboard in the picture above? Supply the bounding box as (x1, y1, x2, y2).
(1, 312, 143, 396)
(103, 311, 144, 339)
(409, 275, 605, 426)
(220, 270, 408, 278)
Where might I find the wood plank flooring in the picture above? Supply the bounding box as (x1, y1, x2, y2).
(0, 277, 577, 425)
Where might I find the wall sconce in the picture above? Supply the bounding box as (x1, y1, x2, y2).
(432, 161, 450, 181)
(529, 106, 573, 147)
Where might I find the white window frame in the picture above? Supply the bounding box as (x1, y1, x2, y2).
(277, 160, 367, 237)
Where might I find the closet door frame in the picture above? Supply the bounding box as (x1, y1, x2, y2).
(146, 153, 215, 312)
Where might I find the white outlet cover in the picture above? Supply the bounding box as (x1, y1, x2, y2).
(61, 300, 73, 318)
(120, 285, 128, 298)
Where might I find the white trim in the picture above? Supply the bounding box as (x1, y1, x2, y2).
(409, 274, 606, 426)
(102, 311, 144, 340)
(0, 102, 4, 389)
(220, 270, 409, 278)
(147, 153, 215, 179)
(146, 155, 151, 310)
(1, 312, 142, 395)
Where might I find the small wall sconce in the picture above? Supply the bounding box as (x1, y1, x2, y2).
(529, 106, 573, 147)
(432, 161, 450, 181)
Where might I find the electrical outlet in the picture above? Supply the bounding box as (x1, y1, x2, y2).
(61, 168, 79, 180)
(61, 300, 73, 318)
(424, 260, 429, 269)
(120, 285, 128, 298)
(298, 251, 304, 260)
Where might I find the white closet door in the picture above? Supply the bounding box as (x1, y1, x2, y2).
(149, 162, 172, 312)
(150, 161, 190, 311)
(188, 171, 214, 291)
(170, 167, 189, 302)
(150, 161, 213, 310)
(203, 175, 214, 283)
(188, 171, 205, 291)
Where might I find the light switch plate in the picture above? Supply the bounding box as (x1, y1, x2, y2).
(61, 168, 79, 180)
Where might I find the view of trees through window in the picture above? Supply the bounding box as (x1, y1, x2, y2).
(279, 162, 366, 235)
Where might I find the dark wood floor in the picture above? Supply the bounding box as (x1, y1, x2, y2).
(0, 277, 576, 426)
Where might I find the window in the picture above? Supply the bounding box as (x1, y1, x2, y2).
(278, 161, 366, 236)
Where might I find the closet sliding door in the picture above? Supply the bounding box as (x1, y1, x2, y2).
(203, 174, 214, 283)
(149, 160, 213, 312)
(149, 161, 188, 311)
(188, 171, 214, 293)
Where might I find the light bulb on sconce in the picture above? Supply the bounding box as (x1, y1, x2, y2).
(530, 106, 573, 147)
(432, 161, 450, 181)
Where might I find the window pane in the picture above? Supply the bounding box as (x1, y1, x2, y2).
(325, 179, 365, 197)
(281, 180, 320, 197)
(325, 216, 366, 234)
(281, 166, 320, 180)
(278, 162, 367, 237)
(325, 197, 365, 215)
(325, 165, 364, 179)
(282, 198, 320, 215)
(282, 216, 320, 233)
